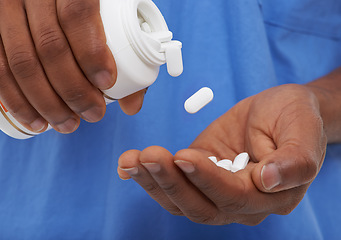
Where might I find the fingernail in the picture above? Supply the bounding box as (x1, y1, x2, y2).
(119, 175, 131, 181)
(80, 106, 103, 123)
(93, 71, 114, 90)
(142, 163, 161, 173)
(261, 163, 281, 190)
(120, 167, 139, 176)
(174, 160, 195, 174)
(30, 118, 46, 132)
(55, 118, 78, 133)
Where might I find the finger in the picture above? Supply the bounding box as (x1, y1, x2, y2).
(246, 127, 276, 163)
(174, 149, 248, 213)
(117, 150, 145, 180)
(118, 149, 183, 216)
(117, 150, 140, 181)
(0, 35, 47, 132)
(139, 146, 219, 224)
(57, 0, 116, 90)
(118, 89, 147, 115)
(26, 0, 106, 124)
(252, 107, 327, 193)
(174, 149, 307, 217)
(0, 0, 79, 133)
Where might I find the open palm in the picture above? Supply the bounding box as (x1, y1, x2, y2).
(118, 84, 326, 225)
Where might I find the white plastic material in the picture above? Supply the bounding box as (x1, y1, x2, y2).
(184, 87, 214, 114)
(231, 152, 250, 173)
(150, 31, 173, 43)
(163, 41, 183, 77)
(217, 160, 233, 171)
(141, 22, 152, 33)
(101, 0, 183, 100)
(0, 106, 37, 139)
(208, 156, 218, 164)
(0, 0, 183, 139)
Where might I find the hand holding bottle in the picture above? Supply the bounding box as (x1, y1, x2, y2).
(0, 0, 148, 136)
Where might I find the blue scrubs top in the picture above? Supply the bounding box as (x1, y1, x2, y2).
(0, 0, 340, 239)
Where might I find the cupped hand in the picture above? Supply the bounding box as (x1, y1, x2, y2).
(117, 84, 327, 225)
(0, 0, 145, 134)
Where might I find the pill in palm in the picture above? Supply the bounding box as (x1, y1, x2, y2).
(217, 159, 233, 171)
(231, 152, 250, 173)
(184, 87, 214, 114)
(208, 156, 218, 164)
(208, 153, 250, 173)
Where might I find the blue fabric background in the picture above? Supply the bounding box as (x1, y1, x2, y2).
(0, 0, 340, 239)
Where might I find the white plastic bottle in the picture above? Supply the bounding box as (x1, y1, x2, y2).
(0, 0, 183, 139)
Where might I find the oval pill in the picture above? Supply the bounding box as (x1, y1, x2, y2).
(164, 41, 183, 77)
(184, 87, 214, 114)
(231, 152, 250, 173)
(217, 160, 233, 171)
(208, 156, 218, 164)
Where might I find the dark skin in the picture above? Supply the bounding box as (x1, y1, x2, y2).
(0, 0, 145, 134)
(118, 68, 341, 225)
(1, 0, 339, 226)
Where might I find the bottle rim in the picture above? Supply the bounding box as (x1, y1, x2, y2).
(122, 0, 169, 66)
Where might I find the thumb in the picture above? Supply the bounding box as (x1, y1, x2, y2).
(252, 144, 325, 193)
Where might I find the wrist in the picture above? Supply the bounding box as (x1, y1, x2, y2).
(305, 68, 341, 143)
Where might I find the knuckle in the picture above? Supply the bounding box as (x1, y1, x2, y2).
(159, 182, 179, 197)
(168, 208, 184, 216)
(220, 198, 247, 213)
(8, 50, 39, 79)
(143, 183, 161, 195)
(301, 153, 319, 183)
(188, 211, 215, 225)
(0, 59, 10, 80)
(61, 87, 88, 105)
(241, 215, 268, 226)
(277, 204, 296, 216)
(59, 0, 98, 26)
(60, 87, 105, 115)
(280, 208, 293, 216)
(220, 215, 237, 225)
(280, 196, 302, 215)
(4, 100, 34, 123)
(78, 43, 107, 64)
(36, 28, 68, 60)
(4, 101, 24, 116)
(275, 188, 304, 216)
(186, 206, 218, 225)
(30, 102, 55, 117)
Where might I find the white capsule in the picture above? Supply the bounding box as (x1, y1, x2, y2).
(138, 17, 145, 25)
(231, 152, 250, 173)
(184, 87, 214, 114)
(141, 22, 152, 33)
(208, 156, 218, 164)
(163, 41, 183, 77)
(217, 160, 233, 171)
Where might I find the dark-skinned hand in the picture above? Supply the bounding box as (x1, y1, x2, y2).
(118, 84, 326, 225)
(0, 0, 146, 134)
